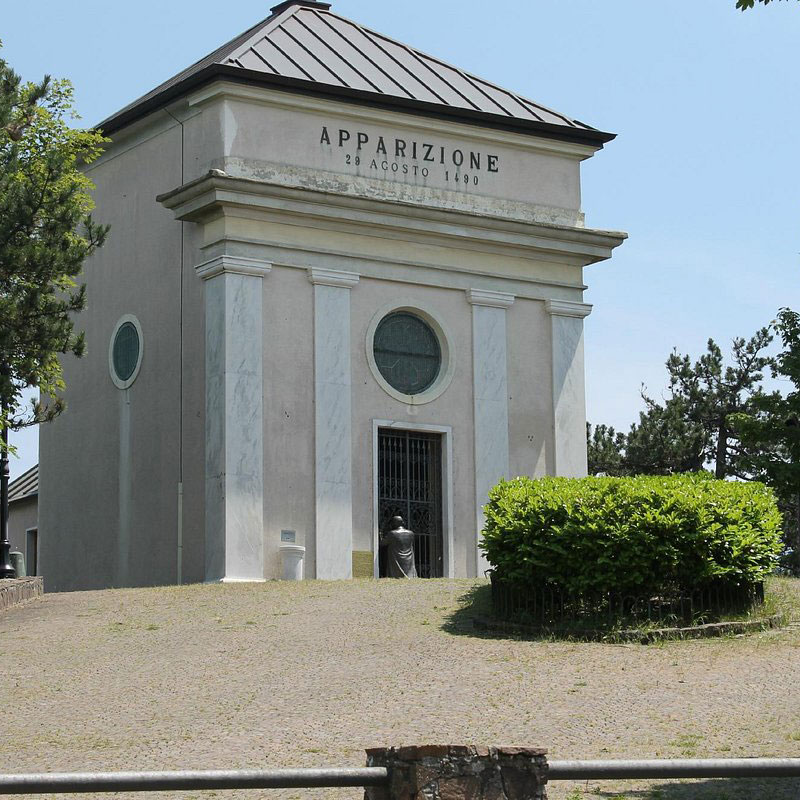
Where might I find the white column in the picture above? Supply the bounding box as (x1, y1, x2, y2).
(309, 268, 360, 580)
(467, 288, 515, 578)
(545, 299, 592, 478)
(196, 255, 271, 582)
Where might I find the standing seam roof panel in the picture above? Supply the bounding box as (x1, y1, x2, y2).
(407, 52, 519, 117)
(369, 35, 485, 112)
(470, 78, 551, 122)
(317, 13, 447, 103)
(247, 37, 313, 80)
(306, 12, 418, 97)
(234, 48, 279, 74)
(290, 14, 383, 92)
(270, 24, 348, 84)
(97, 2, 613, 144)
(8, 464, 38, 503)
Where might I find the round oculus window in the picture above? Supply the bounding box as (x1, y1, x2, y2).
(112, 321, 140, 384)
(373, 312, 442, 395)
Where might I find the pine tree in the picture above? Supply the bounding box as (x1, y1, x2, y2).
(732, 308, 800, 572)
(0, 51, 108, 442)
(586, 422, 628, 476)
(628, 330, 772, 478)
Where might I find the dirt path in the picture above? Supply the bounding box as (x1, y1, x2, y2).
(1, 579, 799, 799)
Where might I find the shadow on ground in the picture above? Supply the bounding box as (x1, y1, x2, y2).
(440, 583, 512, 639)
(582, 776, 800, 799)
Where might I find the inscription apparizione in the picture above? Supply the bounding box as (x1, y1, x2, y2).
(320, 126, 499, 188)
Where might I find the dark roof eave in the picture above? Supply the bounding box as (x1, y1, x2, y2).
(98, 64, 616, 148)
(9, 491, 38, 504)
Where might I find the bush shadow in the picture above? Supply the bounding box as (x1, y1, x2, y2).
(580, 776, 800, 799)
(440, 583, 546, 640)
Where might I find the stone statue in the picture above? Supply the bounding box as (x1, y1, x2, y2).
(381, 516, 417, 578)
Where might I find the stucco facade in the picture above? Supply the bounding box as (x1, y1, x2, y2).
(38, 1, 625, 591)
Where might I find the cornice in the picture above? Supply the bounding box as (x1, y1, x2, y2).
(194, 254, 273, 280)
(160, 172, 627, 269)
(545, 299, 593, 319)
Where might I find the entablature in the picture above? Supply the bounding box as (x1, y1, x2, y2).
(158, 171, 627, 271)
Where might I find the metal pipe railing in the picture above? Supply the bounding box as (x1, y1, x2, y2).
(3, 758, 800, 795)
(548, 758, 800, 780)
(0, 767, 390, 795)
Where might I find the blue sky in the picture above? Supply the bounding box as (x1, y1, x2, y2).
(3, 0, 799, 480)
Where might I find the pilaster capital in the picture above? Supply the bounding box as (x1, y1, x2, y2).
(308, 267, 360, 288)
(466, 289, 515, 309)
(545, 299, 592, 319)
(195, 255, 272, 281)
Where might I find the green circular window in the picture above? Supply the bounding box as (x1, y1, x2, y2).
(373, 312, 441, 395)
(112, 321, 140, 383)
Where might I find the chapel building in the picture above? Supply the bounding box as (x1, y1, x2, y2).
(38, 0, 626, 591)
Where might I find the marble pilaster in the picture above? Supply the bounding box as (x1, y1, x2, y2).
(197, 255, 271, 582)
(546, 299, 592, 478)
(467, 288, 514, 577)
(309, 267, 360, 580)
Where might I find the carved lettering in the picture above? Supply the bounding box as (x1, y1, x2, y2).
(319, 126, 501, 185)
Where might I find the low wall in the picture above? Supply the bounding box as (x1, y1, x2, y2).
(0, 576, 44, 612)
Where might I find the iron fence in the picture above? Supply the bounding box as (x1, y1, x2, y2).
(490, 573, 765, 629)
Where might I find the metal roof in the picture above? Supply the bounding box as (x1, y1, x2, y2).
(8, 463, 38, 504)
(99, 1, 614, 146)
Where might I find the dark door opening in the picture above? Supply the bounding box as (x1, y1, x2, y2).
(377, 428, 443, 578)
(26, 528, 38, 576)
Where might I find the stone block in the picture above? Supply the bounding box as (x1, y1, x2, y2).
(365, 744, 549, 800)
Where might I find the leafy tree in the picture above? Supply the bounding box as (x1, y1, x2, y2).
(736, 0, 797, 9)
(0, 51, 108, 448)
(732, 308, 800, 571)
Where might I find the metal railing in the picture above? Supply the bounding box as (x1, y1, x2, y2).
(0, 767, 389, 795)
(2, 759, 800, 794)
(548, 758, 800, 779)
(490, 574, 765, 629)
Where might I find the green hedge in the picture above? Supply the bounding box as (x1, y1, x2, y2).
(480, 473, 782, 596)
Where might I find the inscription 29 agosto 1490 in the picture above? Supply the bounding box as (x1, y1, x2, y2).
(319, 126, 500, 189)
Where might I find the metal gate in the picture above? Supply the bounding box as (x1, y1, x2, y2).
(377, 429, 443, 578)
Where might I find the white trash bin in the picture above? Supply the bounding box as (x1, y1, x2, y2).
(280, 544, 305, 581)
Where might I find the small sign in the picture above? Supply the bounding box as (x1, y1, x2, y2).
(281, 529, 296, 543)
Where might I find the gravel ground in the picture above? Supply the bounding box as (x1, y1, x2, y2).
(1, 578, 799, 800)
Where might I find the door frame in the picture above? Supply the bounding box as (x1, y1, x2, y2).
(372, 419, 454, 579)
